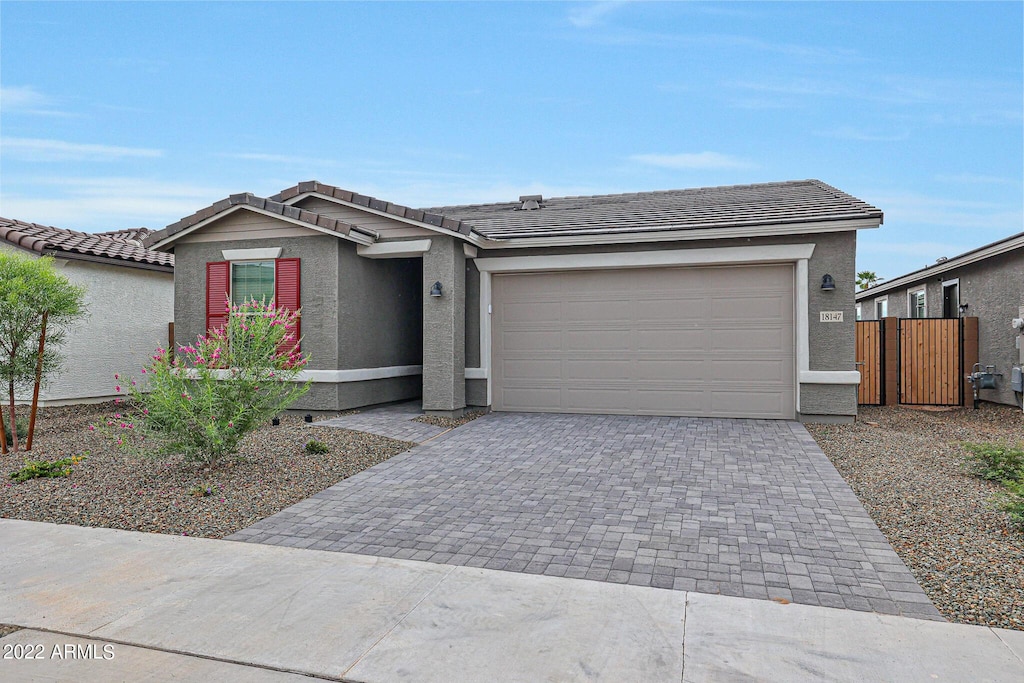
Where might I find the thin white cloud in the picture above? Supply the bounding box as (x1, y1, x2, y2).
(630, 151, 756, 170)
(568, 2, 629, 29)
(728, 74, 1022, 117)
(0, 176, 228, 230)
(934, 173, 1022, 186)
(2, 86, 49, 109)
(814, 126, 909, 142)
(223, 152, 338, 166)
(868, 191, 1024, 231)
(0, 86, 70, 117)
(1, 137, 162, 162)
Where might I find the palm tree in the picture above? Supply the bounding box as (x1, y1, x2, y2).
(856, 271, 883, 290)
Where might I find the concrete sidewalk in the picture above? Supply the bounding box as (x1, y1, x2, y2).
(1, 520, 1021, 682)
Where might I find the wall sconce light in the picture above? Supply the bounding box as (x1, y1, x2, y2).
(959, 303, 969, 315)
(820, 274, 836, 291)
(430, 281, 443, 297)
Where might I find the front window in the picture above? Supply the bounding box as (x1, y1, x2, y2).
(876, 298, 888, 319)
(909, 289, 926, 318)
(856, 303, 862, 321)
(231, 261, 275, 306)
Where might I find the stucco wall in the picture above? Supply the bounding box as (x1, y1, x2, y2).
(857, 247, 1024, 406)
(1, 245, 173, 405)
(173, 235, 341, 373)
(336, 248, 421, 370)
(172, 232, 422, 411)
(465, 259, 481, 368)
(422, 235, 466, 413)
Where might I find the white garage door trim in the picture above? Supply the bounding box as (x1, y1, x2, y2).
(474, 244, 825, 413)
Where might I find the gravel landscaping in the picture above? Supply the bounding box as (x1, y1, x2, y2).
(807, 402, 1024, 631)
(0, 625, 21, 638)
(0, 403, 413, 538)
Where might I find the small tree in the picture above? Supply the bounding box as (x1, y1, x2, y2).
(111, 299, 310, 466)
(856, 271, 884, 290)
(0, 252, 86, 453)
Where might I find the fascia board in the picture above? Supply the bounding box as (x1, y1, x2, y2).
(475, 218, 879, 249)
(149, 205, 375, 250)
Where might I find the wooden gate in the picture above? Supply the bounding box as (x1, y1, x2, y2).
(855, 321, 884, 405)
(898, 318, 963, 406)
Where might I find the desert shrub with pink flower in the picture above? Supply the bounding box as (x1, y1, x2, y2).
(102, 299, 310, 465)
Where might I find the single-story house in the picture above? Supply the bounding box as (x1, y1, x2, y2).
(856, 231, 1024, 407)
(0, 218, 174, 405)
(143, 179, 883, 423)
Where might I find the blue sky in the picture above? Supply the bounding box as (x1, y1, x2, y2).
(1, 1, 1021, 279)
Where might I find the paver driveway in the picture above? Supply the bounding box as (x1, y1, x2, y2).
(230, 412, 941, 619)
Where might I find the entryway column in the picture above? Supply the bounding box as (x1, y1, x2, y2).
(422, 235, 466, 416)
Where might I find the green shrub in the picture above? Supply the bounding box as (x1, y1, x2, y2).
(962, 442, 1024, 482)
(10, 454, 86, 483)
(4, 416, 28, 447)
(104, 299, 311, 466)
(305, 439, 329, 455)
(996, 480, 1024, 529)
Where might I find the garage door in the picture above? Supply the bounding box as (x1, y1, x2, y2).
(491, 264, 795, 419)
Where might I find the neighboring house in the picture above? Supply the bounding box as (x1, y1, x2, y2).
(144, 179, 883, 422)
(856, 231, 1024, 407)
(0, 218, 174, 405)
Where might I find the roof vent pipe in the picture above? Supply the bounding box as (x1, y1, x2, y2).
(517, 195, 543, 210)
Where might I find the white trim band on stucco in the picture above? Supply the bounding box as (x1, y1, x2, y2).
(221, 247, 283, 261)
(799, 371, 861, 385)
(465, 367, 488, 380)
(192, 365, 423, 383)
(357, 240, 432, 259)
(475, 244, 818, 409)
(474, 244, 816, 273)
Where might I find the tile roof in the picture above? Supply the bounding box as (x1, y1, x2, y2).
(270, 180, 475, 236)
(143, 191, 378, 249)
(148, 178, 881, 250)
(94, 227, 154, 244)
(422, 179, 883, 239)
(0, 217, 173, 269)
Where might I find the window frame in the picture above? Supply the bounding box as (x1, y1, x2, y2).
(907, 287, 927, 319)
(229, 259, 277, 308)
(855, 303, 862, 321)
(875, 296, 888, 319)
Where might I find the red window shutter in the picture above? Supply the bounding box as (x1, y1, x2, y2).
(274, 258, 301, 357)
(206, 261, 230, 333)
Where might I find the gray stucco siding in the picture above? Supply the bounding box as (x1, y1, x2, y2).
(465, 378, 487, 406)
(422, 235, 466, 413)
(172, 235, 341, 372)
(465, 259, 481, 369)
(336, 245, 422, 370)
(172, 233, 424, 412)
